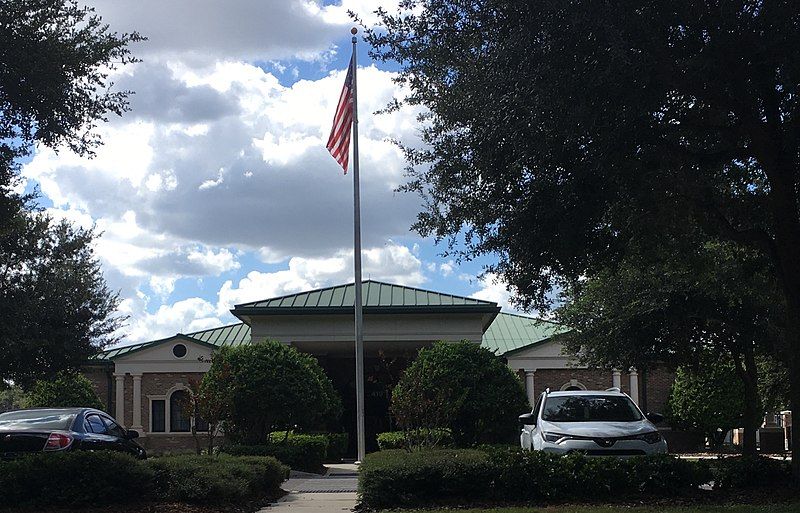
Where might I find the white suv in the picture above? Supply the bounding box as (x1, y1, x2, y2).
(519, 389, 667, 456)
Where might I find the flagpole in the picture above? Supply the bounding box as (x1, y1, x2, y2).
(350, 27, 366, 464)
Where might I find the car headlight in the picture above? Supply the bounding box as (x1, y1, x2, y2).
(542, 432, 571, 444)
(633, 431, 662, 444)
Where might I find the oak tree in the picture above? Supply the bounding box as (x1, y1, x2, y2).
(366, 0, 800, 478)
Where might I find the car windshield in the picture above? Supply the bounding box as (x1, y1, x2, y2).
(0, 410, 76, 430)
(541, 395, 643, 422)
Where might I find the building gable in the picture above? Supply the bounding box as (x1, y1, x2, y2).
(112, 336, 215, 374)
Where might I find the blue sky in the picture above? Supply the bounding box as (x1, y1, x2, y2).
(20, 1, 520, 345)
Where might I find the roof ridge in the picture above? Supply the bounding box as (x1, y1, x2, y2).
(233, 279, 497, 308)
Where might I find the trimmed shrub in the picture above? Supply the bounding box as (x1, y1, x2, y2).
(709, 456, 791, 489)
(325, 432, 349, 461)
(202, 342, 342, 444)
(0, 451, 153, 507)
(24, 370, 104, 410)
(392, 341, 529, 447)
(359, 448, 712, 509)
(666, 358, 745, 448)
(147, 453, 287, 503)
(271, 430, 349, 462)
(376, 429, 453, 450)
(0, 451, 287, 508)
(359, 449, 492, 508)
(222, 439, 327, 473)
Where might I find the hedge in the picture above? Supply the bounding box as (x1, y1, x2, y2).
(0, 451, 153, 507)
(271, 431, 349, 461)
(709, 456, 792, 489)
(147, 453, 288, 503)
(358, 448, 715, 509)
(223, 431, 348, 471)
(223, 439, 327, 473)
(325, 432, 349, 462)
(0, 451, 287, 508)
(376, 429, 453, 450)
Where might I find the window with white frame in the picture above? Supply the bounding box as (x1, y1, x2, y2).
(148, 386, 208, 433)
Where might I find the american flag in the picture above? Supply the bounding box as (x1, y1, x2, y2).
(326, 54, 355, 173)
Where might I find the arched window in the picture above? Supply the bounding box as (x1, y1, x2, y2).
(560, 379, 587, 391)
(170, 390, 191, 432)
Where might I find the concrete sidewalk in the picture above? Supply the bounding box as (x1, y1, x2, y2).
(261, 492, 357, 513)
(258, 464, 359, 513)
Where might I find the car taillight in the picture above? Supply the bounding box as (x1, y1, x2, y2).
(43, 432, 73, 451)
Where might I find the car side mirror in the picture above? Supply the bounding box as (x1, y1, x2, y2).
(518, 413, 536, 426)
(126, 430, 140, 439)
(646, 412, 664, 424)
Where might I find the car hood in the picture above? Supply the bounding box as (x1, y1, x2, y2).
(540, 419, 656, 438)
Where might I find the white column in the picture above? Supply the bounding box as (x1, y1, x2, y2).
(114, 373, 125, 425)
(629, 368, 639, 405)
(131, 374, 143, 434)
(524, 369, 536, 407)
(612, 369, 621, 389)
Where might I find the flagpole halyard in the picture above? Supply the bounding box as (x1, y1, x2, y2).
(350, 26, 367, 464)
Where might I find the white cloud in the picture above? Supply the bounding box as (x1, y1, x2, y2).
(90, 0, 351, 63)
(24, 61, 423, 263)
(469, 273, 519, 312)
(24, 2, 437, 346)
(121, 297, 223, 343)
(217, 242, 424, 314)
(187, 248, 240, 275)
(198, 168, 226, 190)
(439, 260, 455, 277)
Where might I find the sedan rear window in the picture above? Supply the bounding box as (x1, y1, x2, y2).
(542, 395, 642, 422)
(0, 410, 76, 430)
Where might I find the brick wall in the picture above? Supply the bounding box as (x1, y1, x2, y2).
(525, 367, 675, 412)
(79, 370, 212, 454)
(532, 368, 614, 397)
(82, 366, 111, 412)
(140, 372, 206, 434)
(141, 434, 224, 454)
(643, 366, 674, 414)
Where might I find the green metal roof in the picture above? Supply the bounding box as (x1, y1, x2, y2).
(91, 324, 251, 361)
(93, 313, 562, 361)
(89, 340, 158, 361)
(91, 285, 565, 361)
(480, 312, 566, 355)
(233, 280, 497, 311)
(188, 322, 251, 346)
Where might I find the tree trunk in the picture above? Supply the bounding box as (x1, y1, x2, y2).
(741, 373, 760, 458)
(788, 348, 800, 486)
(729, 341, 760, 458)
(779, 294, 800, 486)
(762, 152, 800, 484)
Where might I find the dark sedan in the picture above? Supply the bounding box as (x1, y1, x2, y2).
(0, 408, 146, 459)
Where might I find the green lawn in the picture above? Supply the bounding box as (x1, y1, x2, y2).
(406, 506, 800, 513)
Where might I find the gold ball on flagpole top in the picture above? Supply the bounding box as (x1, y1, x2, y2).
(351, 27, 358, 35)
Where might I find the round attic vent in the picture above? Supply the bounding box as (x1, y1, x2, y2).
(172, 343, 187, 358)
